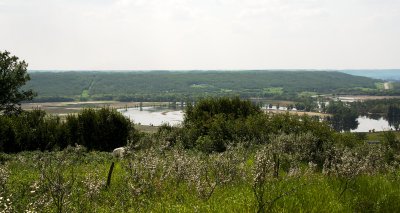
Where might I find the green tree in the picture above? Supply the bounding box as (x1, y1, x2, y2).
(71, 108, 132, 151)
(387, 104, 400, 131)
(0, 51, 35, 114)
(183, 97, 262, 151)
(295, 97, 318, 112)
(326, 101, 359, 132)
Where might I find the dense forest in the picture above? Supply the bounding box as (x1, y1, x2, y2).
(25, 71, 387, 102)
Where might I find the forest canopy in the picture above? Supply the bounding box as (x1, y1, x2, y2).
(24, 71, 384, 102)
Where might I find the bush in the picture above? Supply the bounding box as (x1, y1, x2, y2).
(179, 97, 335, 155)
(182, 97, 262, 151)
(0, 109, 65, 152)
(65, 107, 132, 151)
(0, 107, 134, 153)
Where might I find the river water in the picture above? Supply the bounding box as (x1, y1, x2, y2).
(351, 116, 391, 132)
(119, 107, 393, 132)
(118, 107, 184, 126)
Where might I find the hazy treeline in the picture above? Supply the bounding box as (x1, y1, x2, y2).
(25, 71, 382, 102)
(349, 99, 400, 115)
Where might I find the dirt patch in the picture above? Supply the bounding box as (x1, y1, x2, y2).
(265, 109, 330, 117)
(135, 125, 159, 133)
(336, 95, 400, 101)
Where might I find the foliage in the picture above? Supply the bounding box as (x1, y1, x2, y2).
(294, 97, 318, 112)
(182, 97, 262, 152)
(25, 71, 381, 102)
(381, 131, 400, 163)
(0, 51, 35, 114)
(0, 108, 134, 153)
(2, 97, 400, 211)
(334, 132, 365, 149)
(252, 144, 307, 212)
(1, 138, 399, 212)
(345, 99, 400, 130)
(185, 97, 262, 123)
(349, 99, 400, 116)
(0, 109, 64, 152)
(387, 105, 400, 130)
(174, 97, 335, 157)
(327, 101, 359, 132)
(67, 108, 132, 151)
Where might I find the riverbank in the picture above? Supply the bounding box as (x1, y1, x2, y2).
(265, 109, 330, 118)
(22, 101, 171, 115)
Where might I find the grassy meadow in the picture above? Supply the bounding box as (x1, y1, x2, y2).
(1, 142, 400, 212)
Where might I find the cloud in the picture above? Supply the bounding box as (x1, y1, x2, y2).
(0, 0, 399, 69)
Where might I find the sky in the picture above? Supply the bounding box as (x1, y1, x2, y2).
(0, 0, 399, 70)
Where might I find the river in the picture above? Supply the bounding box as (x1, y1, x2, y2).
(119, 107, 394, 132)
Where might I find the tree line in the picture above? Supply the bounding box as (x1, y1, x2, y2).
(25, 70, 383, 102)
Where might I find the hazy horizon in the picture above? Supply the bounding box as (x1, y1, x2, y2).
(27, 69, 400, 72)
(1, 0, 400, 70)
(26, 69, 400, 81)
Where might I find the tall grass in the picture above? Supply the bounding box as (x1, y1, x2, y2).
(1, 141, 399, 212)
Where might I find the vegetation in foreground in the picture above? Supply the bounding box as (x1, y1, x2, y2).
(1, 97, 400, 212)
(1, 134, 400, 212)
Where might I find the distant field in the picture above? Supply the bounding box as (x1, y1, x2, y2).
(366, 131, 400, 141)
(25, 71, 385, 102)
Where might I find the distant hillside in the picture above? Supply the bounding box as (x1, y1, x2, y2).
(341, 70, 400, 81)
(25, 71, 385, 102)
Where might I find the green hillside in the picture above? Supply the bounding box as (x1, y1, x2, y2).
(25, 71, 383, 102)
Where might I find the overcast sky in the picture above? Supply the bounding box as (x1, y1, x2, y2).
(0, 0, 399, 70)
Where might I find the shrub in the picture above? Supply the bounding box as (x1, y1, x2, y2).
(182, 97, 262, 151)
(180, 97, 335, 154)
(67, 107, 132, 151)
(0, 107, 134, 153)
(0, 109, 65, 152)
